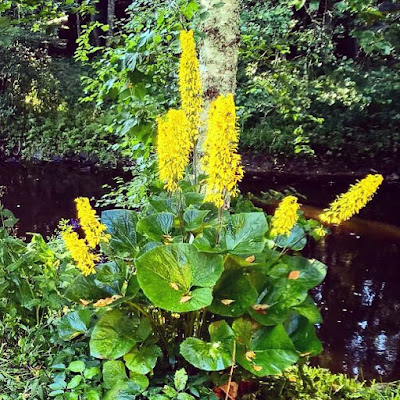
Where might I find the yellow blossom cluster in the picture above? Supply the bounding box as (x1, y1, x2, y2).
(157, 109, 192, 192)
(75, 197, 110, 248)
(319, 174, 383, 224)
(179, 30, 202, 142)
(270, 196, 300, 237)
(202, 94, 244, 208)
(61, 198, 109, 276)
(61, 224, 100, 276)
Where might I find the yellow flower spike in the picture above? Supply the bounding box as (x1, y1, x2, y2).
(270, 196, 300, 237)
(75, 197, 109, 248)
(61, 225, 99, 276)
(157, 109, 192, 192)
(179, 30, 202, 142)
(320, 174, 383, 225)
(202, 94, 244, 208)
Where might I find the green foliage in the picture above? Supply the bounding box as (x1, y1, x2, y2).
(51, 181, 327, 399)
(238, 0, 400, 162)
(48, 359, 102, 399)
(0, 26, 116, 162)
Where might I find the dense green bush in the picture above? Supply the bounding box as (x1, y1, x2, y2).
(238, 0, 400, 163)
(0, 24, 115, 162)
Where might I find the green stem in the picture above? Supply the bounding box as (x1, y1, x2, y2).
(216, 207, 223, 245)
(127, 302, 169, 350)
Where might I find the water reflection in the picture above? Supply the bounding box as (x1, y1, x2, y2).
(0, 162, 123, 236)
(308, 230, 400, 380)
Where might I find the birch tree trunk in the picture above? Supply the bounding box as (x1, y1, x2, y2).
(107, 0, 115, 40)
(196, 0, 241, 164)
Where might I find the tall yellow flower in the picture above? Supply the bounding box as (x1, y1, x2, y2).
(270, 196, 300, 237)
(320, 174, 383, 224)
(75, 197, 109, 249)
(157, 109, 191, 192)
(179, 30, 202, 142)
(61, 225, 99, 276)
(202, 94, 244, 208)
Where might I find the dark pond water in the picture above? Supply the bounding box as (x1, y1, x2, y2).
(2, 162, 400, 381)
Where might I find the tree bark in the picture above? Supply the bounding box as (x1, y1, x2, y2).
(107, 0, 115, 40)
(196, 0, 241, 165)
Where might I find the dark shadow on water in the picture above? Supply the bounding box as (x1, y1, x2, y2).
(0, 162, 123, 237)
(1, 163, 400, 381)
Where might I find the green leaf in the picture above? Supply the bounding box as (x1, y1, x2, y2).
(104, 376, 149, 400)
(286, 315, 322, 357)
(67, 360, 85, 373)
(136, 243, 223, 312)
(180, 321, 234, 371)
(148, 196, 177, 213)
(67, 375, 82, 389)
(248, 277, 307, 326)
(90, 310, 141, 360)
(126, 275, 140, 299)
(293, 0, 306, 11)
(65, 393, 79, 400)
(84, 366, 100, 380)
(224, 213, 268, 254)
(101, 209, 138, 258)
(174, 368, 188, 392)
(193, 227, 225, 253)
(270, 255, 327, 289)
(58, 309, 92, 341)
(177, 394, 196, 400)
(128, 373, 150, 392)
(64, 274, 115, 303)
(87, 390, 101, 400)
(180, 338, 232, 371)
(49, 390, 64, 397)
(208, 259, 258, 317)
(137, 212, 174, 241)
(103, 360, 127, 389)
(274, 225, 307, 251)
(124, 345, 162, 375)
(183, 209, 210, 232)
(291, 296, 322, 324)
(233, 319, 299, 376)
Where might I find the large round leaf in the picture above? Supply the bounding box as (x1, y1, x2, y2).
(224, 213, 268, 255)
(248, 277, 308, 326)
(136, 243, 223, 312)
(291, 295, 322, 324)
(102, 360, 127, 389)
(90, 310, 142, 360)
(104, 375, 149, 400)
(180, 339, 232, 371)
(286, 315, 323, 357)
(136, 212, 174, 241)
(274, 225, 307, 251)
(101, 209, 138, 258)
(208, 269, 258, 317)
(269, 255, 327, 289)
(233, 318, 299, 376)
(180, 321, 234, 371)
(58, 309, 92, 341)
(124, 345, 162, 375)
(183, 209, 210, 232)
